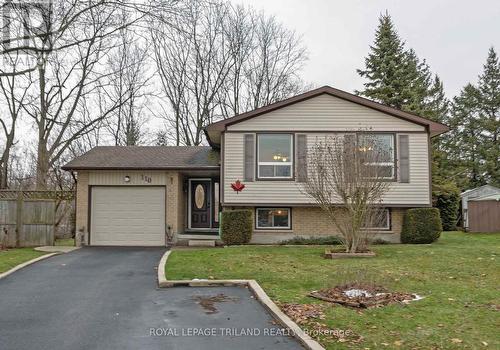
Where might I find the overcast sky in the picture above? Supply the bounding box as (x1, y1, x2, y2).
(237, 0, 500, 98)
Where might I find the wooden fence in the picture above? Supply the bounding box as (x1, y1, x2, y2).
(0, 191, 74, 248)
(468, 200, 500, 233)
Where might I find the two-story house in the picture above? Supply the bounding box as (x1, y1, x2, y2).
(62, 86, 449, 246)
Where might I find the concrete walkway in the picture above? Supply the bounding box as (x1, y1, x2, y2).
(34, 246, 80, 253)
(0, 247, 303, 350)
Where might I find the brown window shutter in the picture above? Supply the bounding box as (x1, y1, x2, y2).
(244, 134, 255, 182)
(398, 135, 410, 183)
(296, 134, 307, 182)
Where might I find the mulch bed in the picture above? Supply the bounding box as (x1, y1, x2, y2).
(309, 283, 419, 308)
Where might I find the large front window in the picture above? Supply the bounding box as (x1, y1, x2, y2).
(256, 208, 291, 229)
(357, 133, 395, 179)
(257, 134, 293, 179)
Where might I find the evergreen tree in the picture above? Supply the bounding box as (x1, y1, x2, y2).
(476, 48, 500, 186)
(358, 13, 448, 116)
(356, 13, 411, 108)
(447, 48, 500, 189)
(448, 84, 483, 189)
(424, 76, 449, 123)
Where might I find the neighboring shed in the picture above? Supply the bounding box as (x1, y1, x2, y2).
(460, 185, 500, 229)
(467, 194, 500, 233)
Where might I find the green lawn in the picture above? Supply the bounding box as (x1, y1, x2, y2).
(166, 232, 500, 349)
(0, 248, 48, 274)
(54, 238, 75, 246)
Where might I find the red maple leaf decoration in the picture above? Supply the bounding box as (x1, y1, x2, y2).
(231, 180, 245, 193)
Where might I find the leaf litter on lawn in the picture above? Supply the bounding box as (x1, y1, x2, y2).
(278, 302, 364, 344)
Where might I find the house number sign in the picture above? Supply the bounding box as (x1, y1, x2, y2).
(141, 174, 152, 183)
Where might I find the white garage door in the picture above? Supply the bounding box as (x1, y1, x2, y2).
(90, 187, 165, 246)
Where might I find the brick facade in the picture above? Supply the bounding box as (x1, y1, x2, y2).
(229, 206, 406, 244)
(75, 171, 89, 245)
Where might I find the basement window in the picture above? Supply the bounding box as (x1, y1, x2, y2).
(256, 208, 291, 229)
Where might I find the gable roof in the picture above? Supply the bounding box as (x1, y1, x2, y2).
(61, 146, 220, 171)
(470, 193, 500, 201)
(461, 184, 500, 197)
(205, 85, 450, 145)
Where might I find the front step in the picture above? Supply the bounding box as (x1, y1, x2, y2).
(188, 240, 216, 247)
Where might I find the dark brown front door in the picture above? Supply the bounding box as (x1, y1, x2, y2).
(190, 180, 211, 228)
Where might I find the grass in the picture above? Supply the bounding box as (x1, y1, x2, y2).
(166, 232, 500, 349)
(54, 238, 75, 246)
(0, 248, 48, 274)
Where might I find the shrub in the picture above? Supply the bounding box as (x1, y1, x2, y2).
(220, 209, 253, 245)
(280, 236, 342, 245)
(401, 208, 443, 244)
(432, 182, 460, 231)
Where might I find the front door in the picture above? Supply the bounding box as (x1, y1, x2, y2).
(190, 180, 211, 228)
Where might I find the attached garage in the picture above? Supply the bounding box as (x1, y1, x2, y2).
(90, 186, 166, 246)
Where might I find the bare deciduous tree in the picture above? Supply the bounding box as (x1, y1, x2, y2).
(303, 132, 392, 253)
(13, 1, 177, 189)
(0, 52, 32, 188)
(104, 18, 152, 146)
(152, 0, 308, 145)
(0, 0, 177, 76)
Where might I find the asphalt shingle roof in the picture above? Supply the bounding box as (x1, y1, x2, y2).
(62, 146, 220, 170)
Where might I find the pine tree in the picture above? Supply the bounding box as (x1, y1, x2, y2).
(424, 76, 449, 123)
(448, 84, 483, 189)
(447, 48, 500, 189)
(476, 47, 500, 186)
(357, 13, 411, 108)
(357, 13, 447, 117)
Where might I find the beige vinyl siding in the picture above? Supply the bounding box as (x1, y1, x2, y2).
(89, 171, 167, 185)
(223, 132, 430, 205)
(227, 94, 426, 132)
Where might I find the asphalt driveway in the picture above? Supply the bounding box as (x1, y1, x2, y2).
(0, 247, 303, 350)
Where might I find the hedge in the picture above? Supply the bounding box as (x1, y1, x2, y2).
(433, 182, 460, 231)
(401, 208, 443, 244)
(220, 209, 253, 245)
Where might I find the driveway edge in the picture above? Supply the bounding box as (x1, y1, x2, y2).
(0, 252, 60, 280)
(157, 249, 325, 350)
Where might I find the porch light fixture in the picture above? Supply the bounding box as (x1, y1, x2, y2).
(124, 175, 131, 183)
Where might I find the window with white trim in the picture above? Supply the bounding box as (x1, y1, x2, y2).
(357, 133, 395, 179)
(257, 134, 293, 178)
(361, 209, 391, 230)
(256, 208, 291, 229)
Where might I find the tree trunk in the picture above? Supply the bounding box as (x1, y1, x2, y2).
(36, 139, 50, 190)
(35, 62, 50, 190)
(0, 148, 9, 188)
